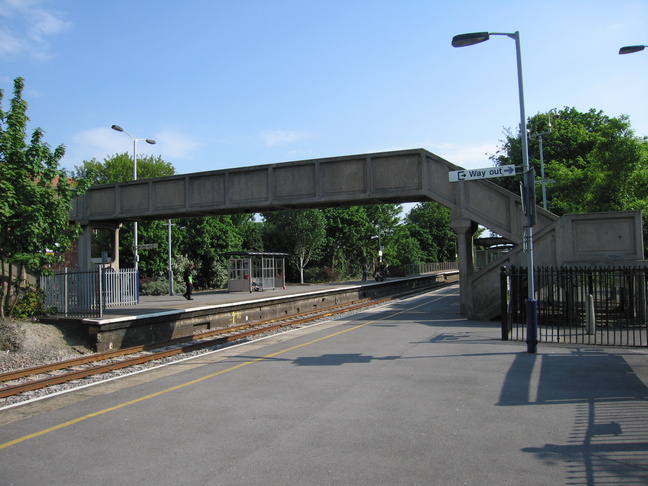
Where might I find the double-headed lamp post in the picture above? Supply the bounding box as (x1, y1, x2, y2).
(452, 31, 538, 353)
(111, 125, 156, 271)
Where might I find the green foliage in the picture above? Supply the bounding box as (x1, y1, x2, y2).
(201, 260, 228, 289)
(0, 77, 94, 318)
(140, 278, 179, 296)
(74, 153, 175, 184)
(263, 209, 327, 283)
(11, 287, 54, 318)
(321, 206, 374, 277)
(303, 266, 339, 283)
(490, 107, 647, 255)
(491, 107, 646, 213)
(388, 226, 424, 265)
(178, 216, 244, 288)
(405, 202, 456, 262)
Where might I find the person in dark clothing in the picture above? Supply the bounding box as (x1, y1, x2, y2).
(361, 263, 368, 282)
(183, 263, 195, 300)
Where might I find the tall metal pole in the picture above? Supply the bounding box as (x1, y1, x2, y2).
(451, 31, 537, 352)
(166, 219, 174, 295)
(511, 31, 535, 297)
(111, 125, 156, 272)
(538, 134, 547, 210)
(512, 31, 538, 353)
(133, 138, 139, 271)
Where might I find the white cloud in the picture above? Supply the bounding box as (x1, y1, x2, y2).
(0, 0, 71, 60)
(427, 142, 499, 169)
(60, 127, 201, 171)
(153, 130, 202, 159)
(260, 130, 311, 147)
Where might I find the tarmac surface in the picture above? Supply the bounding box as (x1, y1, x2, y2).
(1, 283, 647, 485)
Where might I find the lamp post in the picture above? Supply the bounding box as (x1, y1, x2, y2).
(163, 219, 175, 295)
(452, 31, 538, 353)
(111, 125, 156, 271)
(529, 111, 556, 210)
(619, 45, 646, 55)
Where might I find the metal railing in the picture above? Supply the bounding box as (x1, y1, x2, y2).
(501, 265, 648, 347)
(404, 262, 459, 276)
(41, 267, 139, 318)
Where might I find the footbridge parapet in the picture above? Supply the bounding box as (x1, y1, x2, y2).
(77, 148, 629, 319)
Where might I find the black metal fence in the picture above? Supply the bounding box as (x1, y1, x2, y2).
(501, 265, 647, 347)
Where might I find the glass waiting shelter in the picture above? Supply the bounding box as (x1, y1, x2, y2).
(224, 252, 288, 293)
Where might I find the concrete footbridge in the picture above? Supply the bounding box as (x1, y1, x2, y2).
(70, 148, 644, 319)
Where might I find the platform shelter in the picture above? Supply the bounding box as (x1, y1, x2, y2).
(224, 252, 288, 292)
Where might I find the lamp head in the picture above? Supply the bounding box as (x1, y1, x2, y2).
(145, 139, 156, 145)
(452, 32, 490, 47)
(111, 125, 124, 132)
(619, 45, 646, 55)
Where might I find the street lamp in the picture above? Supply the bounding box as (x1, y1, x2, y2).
(452, 31, 538, 353)
(111, 124, 156, 271)
(619, 45, 646, 55)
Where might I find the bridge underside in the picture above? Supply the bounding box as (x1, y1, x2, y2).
(71, 148, 643, 319)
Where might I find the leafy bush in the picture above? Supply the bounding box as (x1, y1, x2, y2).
(303, 266, 339, 283)
(11, 287, 54, 318)
(140, 279, 188, 296)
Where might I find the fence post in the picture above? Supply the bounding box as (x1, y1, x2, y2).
(97, 266, 104, 318)
(64, 267, 69, 316)
(500, 266, 509, 340)
(586, 294, 595, 335)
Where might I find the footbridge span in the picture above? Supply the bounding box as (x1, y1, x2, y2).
(71, 148, 643, 319)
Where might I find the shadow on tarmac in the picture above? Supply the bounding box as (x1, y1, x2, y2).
(500, 349, 648, 484)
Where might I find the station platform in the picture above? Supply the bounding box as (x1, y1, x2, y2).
(106, 278, 383, 318)
(1, 284, 647, 485)
(75, 273, 459, 352)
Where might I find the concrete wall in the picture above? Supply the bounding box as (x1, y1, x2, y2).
(466, 211, 645, 320)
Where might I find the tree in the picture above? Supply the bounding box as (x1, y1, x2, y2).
(74, 152, 175, 183)
(490, 107, 648, 255)
(365, 204, 402, 266)
(321, 206, 374, 278)
(0, 78, 94, 318)
(177, 215, 244, 289)
(404, 202, 457, 262)
(388, 225, 424, 265)
(262, 209, 326, 283)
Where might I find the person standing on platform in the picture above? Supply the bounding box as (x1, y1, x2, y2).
(183, 263, 195, 300)
(361, 263, 368, 281)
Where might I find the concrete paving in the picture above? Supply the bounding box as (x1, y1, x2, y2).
(1, 283, 647, 485)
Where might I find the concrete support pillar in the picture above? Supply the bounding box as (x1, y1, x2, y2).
(451, 217, 477, 315)
(77, 224, 121, 270)
(78, 226, 93, 269)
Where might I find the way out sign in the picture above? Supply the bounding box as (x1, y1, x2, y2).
(449, 165, 516, 182)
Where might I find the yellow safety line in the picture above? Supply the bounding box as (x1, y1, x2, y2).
(0, 292, 445, 450)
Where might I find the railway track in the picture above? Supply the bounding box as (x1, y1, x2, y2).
(1, 284, 445, 402)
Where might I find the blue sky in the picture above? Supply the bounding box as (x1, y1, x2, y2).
(2, 0, 647, 178)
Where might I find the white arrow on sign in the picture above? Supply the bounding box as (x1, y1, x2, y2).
(449, 165, 516, 183)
